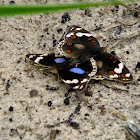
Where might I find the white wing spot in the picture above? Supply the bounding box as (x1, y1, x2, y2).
(66, 33, 74, 37)
(81, 78, 88, 83)
(29, 55, 34, 59)
(76, 32, 92, 37)
(114, 62, 124, 74)
(79, 85, 84, 89)
(76, 28, 82, 31)
(73, 85, 79, 89)
(126, 73, 131, 77)
(110, 74, 118, 79)
(63, 79, 79, 84)
(34, 57, 43, 63)
(40, 54, 48, 57)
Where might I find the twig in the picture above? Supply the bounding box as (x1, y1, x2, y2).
(121, 3, 140, 13)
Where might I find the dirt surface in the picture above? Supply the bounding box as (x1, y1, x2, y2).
(0, 1, 140, 140)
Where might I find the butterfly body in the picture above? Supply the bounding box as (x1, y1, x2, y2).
(26, 25, 133, 90)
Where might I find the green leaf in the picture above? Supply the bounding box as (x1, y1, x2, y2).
(0, 0, 138, 17)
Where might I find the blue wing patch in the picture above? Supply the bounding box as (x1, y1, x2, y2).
(69, 67, 85, 74)
(54, 58, 66, 63)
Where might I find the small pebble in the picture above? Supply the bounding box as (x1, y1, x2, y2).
(17, 60, 21, 63)
(126, 51, 129, 54)
(57, 28, 63, 33)
(134, 12, 139, 18)
(6, 80, 10, 91)
(9, 1, 15, 4)
(115, 26, 122, 35)
(64, 97, 70, 105)
(9, 106, 13, 111)
(74, 104, 81, 114)
(69, 121, 79, 129)
(29, 89, 38, 97)
(110, 51, 116, 56)
(85, 9, 92, 17)
(61, 12, 70, 24)
(9, 118, 13, 122)
(48, 101, 52, 107)
(40, 35, 44, 37)
(53, 39, 57, 47)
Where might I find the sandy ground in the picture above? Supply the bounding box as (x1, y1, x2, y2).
(0, 0, 140, 140)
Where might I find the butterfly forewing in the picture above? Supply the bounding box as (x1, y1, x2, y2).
(58, 25, 101, 58)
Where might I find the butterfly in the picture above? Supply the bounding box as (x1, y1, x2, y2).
(26, 25, 133, 90)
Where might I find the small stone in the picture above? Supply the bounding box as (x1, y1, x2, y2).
(40, 35, 44, 37)
(9, 1, 15, 4)
(9, 106, 13, 111)
(126, 51, 129, 54)
(53, 39, 57, 47)
(29, 89, 38, 97)
(6, 80, 10, 91)
(134, 12, 139, 18)
(115, 26, 122, 35)
(94, 27, 101, 31)
(69, 121, 79, 129)
(48, 101, 52, 107)
(9, 118, 13, 122)
(17, 60, 21, 63)
(85, 113, 90, 116)
(57, 28, 63, 33)
(64, 97, 70, 105)
(61, 12, 70, 24)
(74, 104, 81, 114)
(85, 9, 92, 17)
(110, 51, 116, 56)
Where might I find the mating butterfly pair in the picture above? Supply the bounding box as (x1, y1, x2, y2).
(26, 25, 133, 90)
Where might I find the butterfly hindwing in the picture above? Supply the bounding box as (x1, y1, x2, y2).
(58, 25, 101, 58)
(58, 57, 97, 90)
(93, 52, 133, 83)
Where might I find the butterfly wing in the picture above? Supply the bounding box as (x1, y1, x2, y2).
(93, 52, 133, 83)
(26, 53, 56, 66)
(58, 57, 97, 90)
(26, 53, 97, 90)
(58, 25, 101, 58)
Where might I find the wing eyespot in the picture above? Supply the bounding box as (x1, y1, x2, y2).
(67, 42, 72, 46)
(92, 40, 96, 43)
(88, 38, 96, 43)
(99, 70, 102, 74)
(88, 38, 93, 40)
(121, 74, 125, 77)
(109, 71, 114, 75)
(113, 60, 117, 63)
(65, 49, 72, 53)
(74, 30, 78, 32)
(71, 35, 76, 39)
